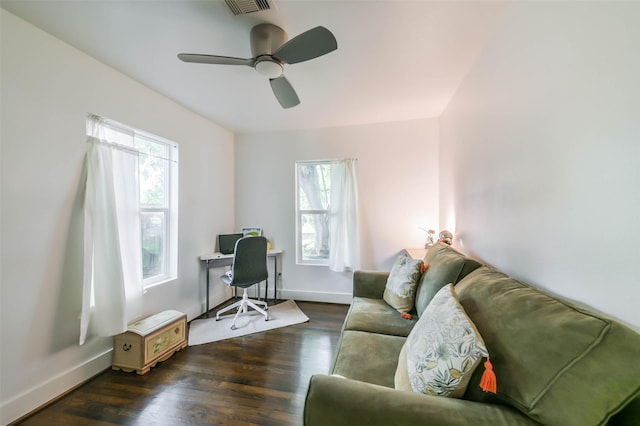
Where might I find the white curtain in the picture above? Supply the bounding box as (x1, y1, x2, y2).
(329, 159, 360, 272)
(80, 120, 144, 345)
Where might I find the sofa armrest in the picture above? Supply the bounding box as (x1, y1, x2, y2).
(353, 270, 390, 299)
(304, 375, 540, 426)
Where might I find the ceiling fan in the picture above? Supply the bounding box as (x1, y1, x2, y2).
(178, 24, 338, 109)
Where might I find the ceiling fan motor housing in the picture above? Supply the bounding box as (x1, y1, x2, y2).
(250, 23, 287, 56)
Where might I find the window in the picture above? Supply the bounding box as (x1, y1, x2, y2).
(137, 135, 178, 285)
(87, 116, 179, 287)
(295, 161, 331, 265)
(295, 159, 360, 270)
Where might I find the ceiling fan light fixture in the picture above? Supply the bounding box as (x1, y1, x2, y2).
(255, 59, 283, 79)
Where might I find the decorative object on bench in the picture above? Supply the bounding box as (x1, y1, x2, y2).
(112, 310, 187, 375)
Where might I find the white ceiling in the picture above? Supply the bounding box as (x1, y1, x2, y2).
(2, 0, 508, 134)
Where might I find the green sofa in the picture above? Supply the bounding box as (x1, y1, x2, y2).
(304, 243, 640, 425)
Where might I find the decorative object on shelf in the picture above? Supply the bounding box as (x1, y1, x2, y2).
(439, 230, 453, 245)
(419, 228, 437, 249)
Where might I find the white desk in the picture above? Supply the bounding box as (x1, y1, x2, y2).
(200, 250, 283, 316)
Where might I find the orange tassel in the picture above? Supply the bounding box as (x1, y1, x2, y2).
(480, 357, 497, 393)
(420, 263, 429, 274)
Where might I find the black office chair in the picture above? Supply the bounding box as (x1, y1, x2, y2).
(215, 236, 269, 329)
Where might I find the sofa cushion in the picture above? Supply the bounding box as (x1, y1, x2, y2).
(414, 243, 481, 317)
(331, 330, 406, 388)
(383, 255, 423, 313)
(344, 297, 417, 337)
(457, 267, 640, 426)
(305, 374, 542, 426)
(396, 284, 488, 398)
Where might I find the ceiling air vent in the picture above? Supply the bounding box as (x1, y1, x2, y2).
(225, 0, 271, 15)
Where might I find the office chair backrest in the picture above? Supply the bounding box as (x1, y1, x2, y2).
(230, 236, 268, 287)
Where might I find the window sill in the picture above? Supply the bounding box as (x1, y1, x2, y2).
(296, 261, 329, 267)
(143, 275, 177, 290)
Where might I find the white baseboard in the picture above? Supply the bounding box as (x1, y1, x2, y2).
(1, 348, 113, 425)
(278, 289, 351, 305)
(185, 302, 208, 322)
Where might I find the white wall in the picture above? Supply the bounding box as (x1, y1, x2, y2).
(0, 10, 234, 424)
(235, 119, 439, 303)
(440, 1, 640, 329)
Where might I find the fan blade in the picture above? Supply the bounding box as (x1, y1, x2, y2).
(270, 76, 300, 109)
(178, 53, 253, 66)
(273, 26, 337, 64)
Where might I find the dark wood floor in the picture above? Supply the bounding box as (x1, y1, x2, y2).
(17, 301, 349, 426)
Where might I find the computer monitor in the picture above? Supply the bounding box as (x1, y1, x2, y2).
(218, 233, 244, 255)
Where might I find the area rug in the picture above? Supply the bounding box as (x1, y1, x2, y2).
(188, 299, 309, 346)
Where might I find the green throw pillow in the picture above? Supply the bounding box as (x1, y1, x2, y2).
(383, 255, 423, 313)
(396, 283, 488, 398)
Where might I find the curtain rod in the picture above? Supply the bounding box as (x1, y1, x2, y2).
(87, 113, 177, 147)
(295, 158, 358, 164)
(87, 114, 177, 163)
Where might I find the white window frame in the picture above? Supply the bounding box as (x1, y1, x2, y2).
(137, 133, 179, 287)
(295, 161, 331, 266)
(87, 116, 179, 288)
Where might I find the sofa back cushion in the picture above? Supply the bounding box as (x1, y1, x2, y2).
(456, 267, 640, 426)
(414, 243, 481, 316)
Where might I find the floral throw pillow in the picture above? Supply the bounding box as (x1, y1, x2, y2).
(398, 283, 488, 398)
(383, 255, 424, 313)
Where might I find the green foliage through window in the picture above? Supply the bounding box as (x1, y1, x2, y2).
(87, 114, 178, 286)
(296, 162, 331, 264)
